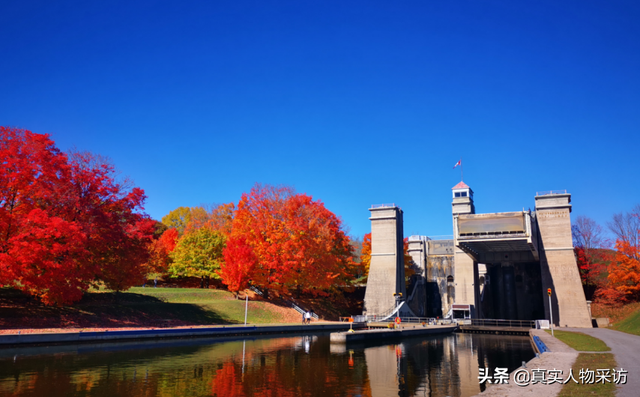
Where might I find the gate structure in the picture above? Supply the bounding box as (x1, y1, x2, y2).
(362, 183, 592, 328)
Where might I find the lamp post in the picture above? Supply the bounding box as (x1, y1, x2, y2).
(547, 288, 554, 337)
(393, 292, 403, 326)
(244, 293, 249, 326)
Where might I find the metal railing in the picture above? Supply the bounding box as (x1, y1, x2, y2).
(458, 231, 527, 238)
(249, 287, 319, 320)
(464, 319, 536, 328)
(536, 190, 567, 196)
(370, 203, 397, 209)
(341, 316, 454, 326)
(282, 299, 319, 320)
(426, 236, 454, 241)
(358, 303, 401, 322)
(249, 286, 264, 296)
(397, 317, 454, 325)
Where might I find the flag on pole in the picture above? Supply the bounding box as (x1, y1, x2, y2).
(453, 159, 461, 169)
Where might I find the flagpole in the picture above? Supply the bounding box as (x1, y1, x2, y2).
(461, 159, 463, 181)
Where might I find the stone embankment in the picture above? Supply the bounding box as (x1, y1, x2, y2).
(330, 323, 457, 344)
(0, 322, 362, 346)
(475, 329, 577, 397)
(476, 327, 640, 397)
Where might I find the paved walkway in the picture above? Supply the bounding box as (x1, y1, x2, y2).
(564, 327, 640, 397)
(476, 329, 577, 397)
(475, 327, 640, 397)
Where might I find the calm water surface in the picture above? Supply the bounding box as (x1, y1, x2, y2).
(0, 332, 534, 397)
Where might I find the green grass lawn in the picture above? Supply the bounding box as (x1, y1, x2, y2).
(558, 353, 618, 397)
(109, 287, 295, 325)
(546, 330, 611, 351)
(0, 287, 299, 330)
(611, 308, 640, 336)
(591, 301, 640, 336)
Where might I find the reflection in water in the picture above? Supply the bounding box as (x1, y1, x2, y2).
(0, 332, 534, 397)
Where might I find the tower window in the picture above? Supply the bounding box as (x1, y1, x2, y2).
(454, 191, 468, 198)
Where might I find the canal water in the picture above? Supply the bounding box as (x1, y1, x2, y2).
(0, 332, 534, 397)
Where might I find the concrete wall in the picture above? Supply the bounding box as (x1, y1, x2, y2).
(406, 237, 457, 317)
(363, 206, 406, 316)
(535, 194, 592, 328)
(407, 237, 427, 276)
(426, 253, 454, 317)
(453, 250, 476, 311)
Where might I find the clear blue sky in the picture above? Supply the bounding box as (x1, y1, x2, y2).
(2, 1, 639, 241)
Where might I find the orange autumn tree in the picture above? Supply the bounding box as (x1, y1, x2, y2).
(182, 203, 235, 235)
(203, 202, 235, 235)
(403, 238, 417, 281)
(219, 184, 357, 297)
(360, 233, 372, 277)
(608, 240, 640, 302)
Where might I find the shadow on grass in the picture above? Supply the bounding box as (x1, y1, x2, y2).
(0, 288, 234, 330)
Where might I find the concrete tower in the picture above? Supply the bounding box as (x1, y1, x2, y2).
(451, 182, 478, 317)
(452, 181, 475, 215)
(363, 205, 406, 316)
(535, 192, 592, 327)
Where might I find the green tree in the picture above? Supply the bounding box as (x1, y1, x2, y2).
(162, 206, 194, 235)
(169, 227, 226, 288)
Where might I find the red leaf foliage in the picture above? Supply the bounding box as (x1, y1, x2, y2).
(220, 236, 257, 292)
(219, 184, 357, 296)
(0, 127, 154, 305)
(147, 227, 179, 274)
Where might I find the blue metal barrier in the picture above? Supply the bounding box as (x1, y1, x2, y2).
(533, 335, 550, 353)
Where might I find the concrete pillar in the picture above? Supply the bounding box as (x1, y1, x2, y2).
(502, 263, 517, 320)
(494, 265, 505, 319)
(363, 205, 406, 316)
(535, 193, 592, 328)
(407, 236, 427, 277)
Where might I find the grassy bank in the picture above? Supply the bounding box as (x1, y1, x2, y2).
(546, 329, 611, 351)
(590, 301, 640, 336)
(558, 353, 617, 397)
(0, 287, 302, 331)
(612, 309, 640, 336)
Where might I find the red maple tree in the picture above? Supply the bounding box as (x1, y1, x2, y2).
(147, 227, 179, 274)
(0, 127, 154, 305)
(220, 235, 257, 294)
